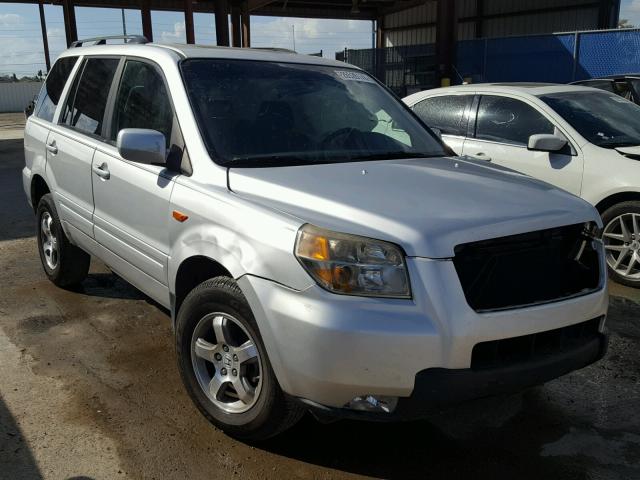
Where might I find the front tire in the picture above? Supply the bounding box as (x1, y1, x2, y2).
(601, 201, 640, 287)
(176, 277, 304, 441)
(36, 193, 90, 288)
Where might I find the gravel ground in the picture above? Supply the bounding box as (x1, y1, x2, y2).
(0, 113, 638, 479)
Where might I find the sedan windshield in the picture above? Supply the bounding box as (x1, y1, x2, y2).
(180, 59, 445, 167)
(540, 90, 640, 148)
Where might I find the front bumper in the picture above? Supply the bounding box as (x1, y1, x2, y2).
(237, 255, 608, 411)
(304, 327, 608, 421)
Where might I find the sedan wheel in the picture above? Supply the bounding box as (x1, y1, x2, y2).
(603, 212, 640, 280)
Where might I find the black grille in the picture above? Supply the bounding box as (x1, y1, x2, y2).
(453, 223, 601, 312)
(471, 317, 602, 370)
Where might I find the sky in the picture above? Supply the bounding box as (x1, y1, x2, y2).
(0, 2, 374, 77)
(2, 1, 638, 77)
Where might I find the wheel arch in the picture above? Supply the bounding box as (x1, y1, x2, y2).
(30, 174, 50, 212)
(173, 255, 235, 320)
(595, 191, 640, 215)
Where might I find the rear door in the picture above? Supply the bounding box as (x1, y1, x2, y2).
(47, 56, 121, 238)
(24, 56, 78, 206)
(410, 93, 474, 154)
(462, 94, 583, 196)
(91, 58, 184, 298)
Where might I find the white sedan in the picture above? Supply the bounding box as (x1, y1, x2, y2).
(404, 83, 640, 287)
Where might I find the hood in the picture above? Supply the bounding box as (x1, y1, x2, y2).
(228, 157, 598, 258)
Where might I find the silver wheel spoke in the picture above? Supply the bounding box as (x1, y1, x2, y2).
(212, 315, 230, 345)
(235, 340, 258, 364)
(208, 375, 225, 400)
(634, 214, 640, 238)
(620, 216, 631, 242)
(625, 253, 637, 275)
(605, 245, 626, 251)
(194, 338, 216, 362)
(614, 248, 630, 269)
(232, 378, 252, 404)
(41, 216, 50, 236)
(603, 232, 624, 241)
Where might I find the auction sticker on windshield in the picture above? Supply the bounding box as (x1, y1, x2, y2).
(335, 70, 376, 83)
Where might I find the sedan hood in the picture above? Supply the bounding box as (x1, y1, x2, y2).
(228, 157, 598, 258)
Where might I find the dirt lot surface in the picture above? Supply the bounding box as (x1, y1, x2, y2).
(1, 113, 639, 479)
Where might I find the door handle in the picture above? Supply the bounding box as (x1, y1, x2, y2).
(93, 162, 110, 180)
(470, 152, 492, 162)
(46, 141, 57, 155)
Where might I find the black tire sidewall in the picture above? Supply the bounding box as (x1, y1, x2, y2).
(175, 279, 282, 437)
(601, 201, 640, 287)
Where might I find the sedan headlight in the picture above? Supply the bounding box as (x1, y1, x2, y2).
(295, 224, 411, 298)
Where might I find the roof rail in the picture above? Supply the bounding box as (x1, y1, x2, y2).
(71, 35, 149, 48)
(252, 47, 297, 54)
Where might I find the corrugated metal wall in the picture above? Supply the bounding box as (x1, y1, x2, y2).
(0, 82, 41, 113)
(383, 0, 610, 46)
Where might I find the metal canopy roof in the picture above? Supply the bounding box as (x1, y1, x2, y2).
(3, 0, 417, 20)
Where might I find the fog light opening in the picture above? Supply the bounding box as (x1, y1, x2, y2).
(347, 395, 398, 413)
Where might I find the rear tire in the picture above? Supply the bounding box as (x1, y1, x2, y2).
(176, 277, 304, 441)
(601, 201, 640, 288)
(36, 194, 90, 288)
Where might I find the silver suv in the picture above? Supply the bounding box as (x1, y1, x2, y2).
(23, 37, 609, 440)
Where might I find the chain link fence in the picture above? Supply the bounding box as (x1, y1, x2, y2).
(339, 28, 640, 92)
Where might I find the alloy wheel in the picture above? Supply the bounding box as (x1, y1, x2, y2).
(40, 211, 59, 270)
(190, 312, 262, 414)
(603, 212, 640, 280)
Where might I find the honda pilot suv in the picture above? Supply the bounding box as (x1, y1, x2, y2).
(23, 37, 609, 440)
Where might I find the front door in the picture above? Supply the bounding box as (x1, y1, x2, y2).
(462, 95, 583, 196)
(91, 59, 180, 290)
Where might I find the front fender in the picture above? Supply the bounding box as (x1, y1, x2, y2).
(168, 180, 314, 297)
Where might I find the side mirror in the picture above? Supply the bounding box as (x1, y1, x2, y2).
(527, 134, 567, 153)
(117, 128, 166, 165)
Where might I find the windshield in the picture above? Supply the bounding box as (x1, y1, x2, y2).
(540, 90, 640, 148)
(180, 59, 445, 167)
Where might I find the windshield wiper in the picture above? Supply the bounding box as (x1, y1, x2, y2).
(597, 140, 640, 149)
(223, 154, 315, 168)
(347, 151, 443, 161)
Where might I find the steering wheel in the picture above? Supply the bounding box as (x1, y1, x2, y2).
(321, 127, 357, 148)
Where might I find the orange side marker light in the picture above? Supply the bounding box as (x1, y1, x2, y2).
(172, 210, 189, 223)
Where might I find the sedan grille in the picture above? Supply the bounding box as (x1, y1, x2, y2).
(453, 223, 601, 312)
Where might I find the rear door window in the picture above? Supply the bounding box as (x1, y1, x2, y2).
(60, 57, 120, 137)
(34, 57, 78, 122)
(411, 95, 472, 136)
(475, 95, 554, 146)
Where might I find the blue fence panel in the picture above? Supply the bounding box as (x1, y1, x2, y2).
(346, 28, 640, 91)
(577, 29, 640, 79)
(456, 34, 575, 83)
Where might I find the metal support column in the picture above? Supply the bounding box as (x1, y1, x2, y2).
(215, 0, 230, 46)
(241, 1, 250, 47)
(62, 0, 77, 47)
(231, 3, 241, 47)
(184, 0, 195, 44)
(475, 0, 483, 38)
(38, 0, 51, 71)
(141, 0, 153, 42)
(435, 0, 456, 86)
(375, 16, 383, 48)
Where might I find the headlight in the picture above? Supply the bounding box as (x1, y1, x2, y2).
(295, 224, 411, 298)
